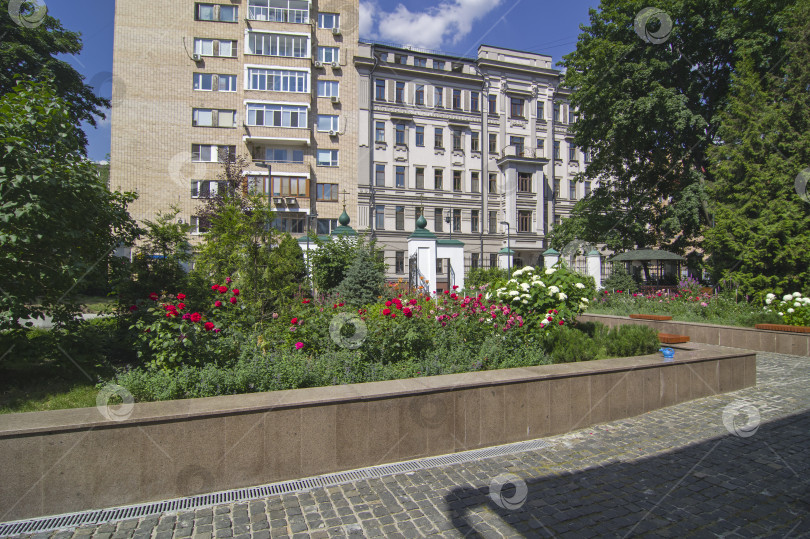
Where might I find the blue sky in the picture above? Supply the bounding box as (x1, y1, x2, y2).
(47, 0, 600, 162)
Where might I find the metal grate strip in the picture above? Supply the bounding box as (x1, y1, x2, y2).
(0, 438, 548, 538)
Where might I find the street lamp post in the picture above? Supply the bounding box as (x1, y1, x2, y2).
(254, 162, 272, 206)
(306, 211, 317, 292)
(500, 221, 511, 276)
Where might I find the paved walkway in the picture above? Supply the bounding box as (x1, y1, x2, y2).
(12, 351, 810, 538)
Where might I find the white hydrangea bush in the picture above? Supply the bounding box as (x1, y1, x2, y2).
(764, 291, 810, 326)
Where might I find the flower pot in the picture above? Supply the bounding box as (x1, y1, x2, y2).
(629, 314, 673, 321)
(754, 323, 810, 334)
(658, 333, 690, 344)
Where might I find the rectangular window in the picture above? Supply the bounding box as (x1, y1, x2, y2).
(518, 210, 531, 232)
(316, 219, 338, 235)
(434, 60, 445, 70)
(395, 251, 405, 273)
(219, 5, 237, 21)
(375, 205, 385, 230)
(394, 54, 407, 64)
(375, 79, 385, 100)
(434, 208, 443, 232)
(196, 3, 215, 20)
(488, 211, 497, 234)
(553, 141, 561, 160)
(554, 178, 561, 198)
(537, 100, 545, 119)
(537, 139, 545, 157)
(217, 40, 236, 57)
(437, 258, 443, 273)
(434, 87, 443, 108)
(489, 133, 497, 153)
(471, 252, 480, 270)
(395, 82, 405, 103)
(510, 97, 524, 118)
(195, 3, 238, 22)
(271, 214, 306, 234)
(554, 102, 561, 122)
(191, 180, 225, 198)
(192, 144, 235, 162)
(396, 166, 405, 188)
(569, 145, 577, 161)
(263, 148, 304, 163)
(317, 46, 339, 63)
(518, 172, 532, 193)
(471, 171, 479, 193)
(395, 206, 405, 230)
(317, 80, 339, 98)
(434, 169, 443, 190)
(554, 215, 561, 226)
(271, 176, 309, 197)
(569, 108, 577, 124)
(218, 74, 237, 91)
(453, 170, 462, 192)
(375, 121, 385, 142)
(415, 126, 425, 146)
(248, 0, 309, 23)
(317, 115, 339, 132)
(488, 94, 497, 114)
(490, 253, 497, 267)
(452, 89, 462, 110)
(192, 108, 236, 128)
(471, 131, 480, 152)
(247, 68, 308, 92)
(510, 136, 525, 156)
(584, 148, 592, 163)
(471, 91, 479, 112)
(316, 149, 338, 166)
(434, 127, 443, 148)
(375, 164, 385, 186)
(246, 103, 308, 127)
(190, 216, 210, 235)
(316, 183, 339, 201)
(488, 173, 497, 194)
(414, 57, 427, 67)
(471, 210, 479, 232)
(569, 182, 577, 200)
(415, 85, 425, 105)
(453, 209, 461, 232)
(452, 130, 462, 151)
(194, 73, 213, 90)
(246, 32, 307, 57)
(415, 167, 424, 189)
(395, 123, 406, 145)
(193, 38, 214, 56)
(317, 12, 339, 29)
(585, 181, 592, 196)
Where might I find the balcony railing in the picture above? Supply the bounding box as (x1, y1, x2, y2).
(500, 145, 541, 159)
(247, 7, 309, 23)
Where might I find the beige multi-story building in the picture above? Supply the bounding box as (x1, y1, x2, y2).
(110, 0, 360, 238)
(356, 42, 595, 284)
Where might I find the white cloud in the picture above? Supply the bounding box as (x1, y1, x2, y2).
(93, 107, 111, 127)
(361, 0, 504, 50)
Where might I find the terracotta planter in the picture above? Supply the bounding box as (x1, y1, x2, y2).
(629, 314, 673, 321)
(658, 333, 690, 344)
(755, 323, 810, 334)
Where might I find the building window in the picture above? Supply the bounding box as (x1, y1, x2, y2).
(246, 32, 307, 57)
(488, 94, 497, 114)
(585, 181, 592, 196)
(192, 108, 236, 128)
(554, 178, 561, 198)
(434, 169, 443, 190)
(375, 205, 385, 230)
(316, 219, 338, 235)
(471, 210, 479, 232)
(569, 108, 577, 124)
(584, 148, 592, 163)
(317, 115, 339, 132)
(194, 73, 237, 91)
(262, 148, 304, 163)
(471, 252, 480, 269)
(247, 68, 308, 92)
(191, 180, 225, 198)
(510, 97, 524, 118)
(271, 176, 309, 197)
(537, 100, 544, 119)
(453, 170, 462, 192)
(190, 216, 210, 235)
(490, 253, 497, 268)
(569, 182, 577, 200)
(488, 173, 497, 193)
(415, 167, 425, 189)
(317, 12, 339, 28)
(537, 139, 545, 157)
(510, 136, 525, 156)
(375, 164, 385, 186)
(395, 251, 405, 273)
(192, 144, 235, 162)
(518, 210, 531, 233)
(396, 166, 405, 188)
(452, 89, 462, 110)
(375, 121, 385, 142)
(248, 0, 308, 23)
(415, 126, 425, 146)
(489, 133, 497, 153)
(395, 123, 406, 145)
(471, 171, 479, 193)
(569, 145, 577, 161)
(317, 46, 339, 63)
(375, 79, 386, 100)
(554, 214, 561, 226)
(434, 60, 445, 70)
(553, 141, 561, 160)
(471, 91, 480, 112)
(434, 208, 443, 232)
(394, 206, 405, 230)
(414, 57, 427, 67)
(415, 85, 425, 105)
(554, 102, 561, 122)
(196, 4, 238, 22)
(452, 130, 462, 151)
(317, 80, 339, 98)
(471, 131, 480, 152)
(247, 175, 268, 195)
(436, 258, 443, 273)
(434, 127, 444, 148)
(194, 38, 237, 57)
(394, 54, 407, 64)
(316, 183, 339, 201)
(271, 214, 306, 233)
(488, 211, 497, 234)
(395, 81, 405, 103)
(518, 172, 531, 193)
(453, 209, 461, 232)
(434, 87, 443, 108)
(316, 149, 338, 167)
(246, 103, 308, 127)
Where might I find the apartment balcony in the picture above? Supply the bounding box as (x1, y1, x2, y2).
(495, 145, 549, 168)
(246, 5, 310, 25)
(243, 125, 311, 146)
(251, 159, 310, 176)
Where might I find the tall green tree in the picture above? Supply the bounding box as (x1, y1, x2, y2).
(0, 79, 139, 329)
(705, 0, 810, 296)
(0, 0, 109, 150)
(309, 234, 386, 294)
(560, 0, 795, 252)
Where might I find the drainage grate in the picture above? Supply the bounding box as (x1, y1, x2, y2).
(0, 438, 548, 537)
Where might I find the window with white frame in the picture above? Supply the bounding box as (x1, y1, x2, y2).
(317, 80, 339, 98)
(318, 47, 339, 63)
(271, 213, 306, 233)
(191, 144, 235, 162)
(192, 108, 236, 128)
(218, 74, 237, 91)
(194, 39, 235, 57)
(195, 3, 238, 21)
(194, 73, 214, 90)
(318, 13, 339, 29)
(317, 149, 338, 167)
(247, 0, 308, 23)
(263, 148, 304, 163)
(190, 216, 209, 235)
(190, 180, 225, 198)
(246, 32, 307, 58)
(247, 68, 308, 92)
(193, 39, 215, 56)
(317, 115, 339, 132)
(246, 104, 307, 127)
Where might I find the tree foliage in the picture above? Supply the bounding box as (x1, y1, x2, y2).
(0, 79, 139, 329)
(336, 247, 387, 306)
(308, 234, 386, 294)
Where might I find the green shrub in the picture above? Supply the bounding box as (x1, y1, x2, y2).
(466, 267, 508, 290)
(543, 326, 601, 363)
(602, 265, 639, 293)
(604, 325, 659, 357)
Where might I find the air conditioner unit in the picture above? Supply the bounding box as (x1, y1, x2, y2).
(331, 61, 340, 69)
(177, 218, 184, 224)
(314, 60, 323, 68)
(328, 129, 337, 136)
(192, 53, 202, 61)
(331, 96, 340, 104)
(273, 197, 284, 204)
(285, 197, 297, 204)
(332, 27, 341, 35)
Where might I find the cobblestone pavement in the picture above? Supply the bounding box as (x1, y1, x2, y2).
(12, 352, 810, 538)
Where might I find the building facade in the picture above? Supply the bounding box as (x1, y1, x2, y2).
(355, 43, 596, 283)
(110, 0, 361, 238)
